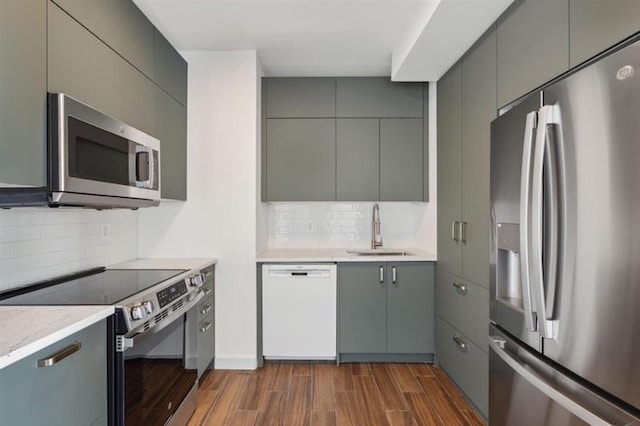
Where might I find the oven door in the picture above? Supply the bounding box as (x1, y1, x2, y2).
(114, 296, 201, 426)
(48, 93, 160, 207)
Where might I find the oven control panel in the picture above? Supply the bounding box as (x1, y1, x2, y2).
(156, 281, 188, 309)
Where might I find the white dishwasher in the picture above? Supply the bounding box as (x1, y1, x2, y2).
(262, 264, 337, 360)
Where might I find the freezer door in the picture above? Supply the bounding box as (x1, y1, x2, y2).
(490, 94, 542, 351)
(539, 37, 640, 410)
(489, 325, 639, 426)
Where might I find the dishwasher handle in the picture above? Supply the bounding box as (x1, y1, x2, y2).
(266, 265, 335, 279)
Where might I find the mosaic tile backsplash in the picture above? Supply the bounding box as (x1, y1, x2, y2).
(0, 209, 137, 291)
(267, 202, 431, 249)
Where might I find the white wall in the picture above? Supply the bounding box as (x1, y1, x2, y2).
(0, 209, 137, 291)
(138, 51, 261, 369)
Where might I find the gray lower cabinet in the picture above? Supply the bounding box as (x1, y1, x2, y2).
(497, 0, 569, 107)
(380, 118, 423, 201)
(0, 0, 47, 187)
(266, 77, 336, 118)
(336, 119, 379, 201)
(338, 262, 434, 357)
(0, 320, 107, 426)
(197, 268, 215, 377)
(155, 87, 187, 200)
(437, 317, 488, 417)
(336, 77, 423, 118)
(266, 119, 336, 201)
(569, 0, 640, 67)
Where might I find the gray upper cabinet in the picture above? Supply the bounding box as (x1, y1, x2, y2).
(155, 87, 187, 200)
(266, 78, 336, 118)
(336, 78, 423, 117)
(338, 263, 388, 353)
(569, 0, 640, 68)
(380, 118, 423, 202)
(0, 0, 46, 187)
(437, 62, 463, 277)
(460, 27, 496, 289)
(387, 262, 434, 354)
(52, 0, 155, 78)
(497, 0, 569, 107)
(0, 320, 108, 426)
(153, 28, 188, 106)
(266, 119, 336, 201)
(336, 119, 379, 201)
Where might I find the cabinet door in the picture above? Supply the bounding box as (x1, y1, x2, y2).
(0, 0, 46, 187)
(0, 320, 107, 426)
(379, 118, 423, 201)
(266, 119, 336, 201)
(437, 63, 463, 276)
(266, 78, 336, 118)
(387, 262, 434, 354)
(121, 59, 155, 136)
(569, 0, 640, 67)
(461, 27, 496, 289)
(336, 78, 423, 118)
(154, 28, 188, 106)
(155, 88, 187, 200)
(52, 0, 155, 78)
(336, 119, 379, 201)
(197, 312, 215, 377)
(338, 263, 387, 353)
(497, 0, 569, 107)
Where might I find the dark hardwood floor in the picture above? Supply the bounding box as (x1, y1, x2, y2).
(188, 362, 485, 426)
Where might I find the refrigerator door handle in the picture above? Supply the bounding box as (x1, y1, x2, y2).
(531, 105, 559, 339)
(489, 337, 618, 426)
(519, 111, 538, 332)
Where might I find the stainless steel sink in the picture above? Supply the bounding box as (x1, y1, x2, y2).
(346, 249, 414, 256)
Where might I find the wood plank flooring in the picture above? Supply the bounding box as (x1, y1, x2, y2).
(188, 362, 485, 426)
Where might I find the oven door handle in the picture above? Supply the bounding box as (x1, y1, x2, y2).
(121, 291, 205, 349)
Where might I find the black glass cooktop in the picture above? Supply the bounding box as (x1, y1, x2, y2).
(0, 269, 185, 306)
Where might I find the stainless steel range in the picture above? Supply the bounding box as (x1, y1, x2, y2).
(0, 267, 210, 426)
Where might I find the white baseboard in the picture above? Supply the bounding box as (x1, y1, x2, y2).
(214, 357, 259, 370)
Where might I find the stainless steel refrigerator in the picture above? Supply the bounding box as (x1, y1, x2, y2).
(489, 36, 640, 426)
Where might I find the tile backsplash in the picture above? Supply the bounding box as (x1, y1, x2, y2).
(0, 209, 137, 291)
(268, 202, 431, 249)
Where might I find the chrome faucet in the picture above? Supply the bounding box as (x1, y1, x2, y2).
(371, 203, 383, 249)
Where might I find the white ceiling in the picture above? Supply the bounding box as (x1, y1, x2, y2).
(133, 0, 513, 80)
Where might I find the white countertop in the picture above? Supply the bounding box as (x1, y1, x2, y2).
(108, 257, 217, 271)
(0, 305, 114, 370)
(257, 248, 437, 263)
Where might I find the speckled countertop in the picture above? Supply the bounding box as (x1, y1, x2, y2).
(257, 248, 437, 263)
(0, 305, 114, 370)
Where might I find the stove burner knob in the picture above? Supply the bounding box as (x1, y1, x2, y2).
(130, 305, 147, 321)
(142, 300, 155, 314)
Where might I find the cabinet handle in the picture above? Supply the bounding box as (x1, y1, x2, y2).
(38, 342, 81, 368)
(202, 287, 212, 296)
(460, 221, 467, 243)
(200, 304, 213, 315)
(451, 221, 459, 242)
(452, 282, 468, 295)
(200, 322, 212, 333)
(203, 271, 213, 280)
(379, 266, 384, 283)
(452, 335, 467, 352)
(392, 266, 397, 284)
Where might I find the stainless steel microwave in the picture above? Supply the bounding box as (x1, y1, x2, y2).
(48, 93, 160, 208)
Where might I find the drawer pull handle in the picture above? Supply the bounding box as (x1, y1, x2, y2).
(452, 282, 468, 294)
(200, 304, 213, 315)
(379, 266, 385, 283)
(200, 322, 212, 333)
(203, 271, 213, 280)
(202, 287, 212, 296)
(452, 335, 467, 352)
(38, 342, 81, 368)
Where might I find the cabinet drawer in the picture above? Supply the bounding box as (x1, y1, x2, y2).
(197, 312, 214, 377)
(437, 318, 488, 416)
(437, 268, 489, 352)
(0, 320, 108, 426)
(198, 295, 214, 323)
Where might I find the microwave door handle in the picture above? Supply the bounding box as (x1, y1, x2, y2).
(135, 146, 152, 188)
(519, 111, 538, 332)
